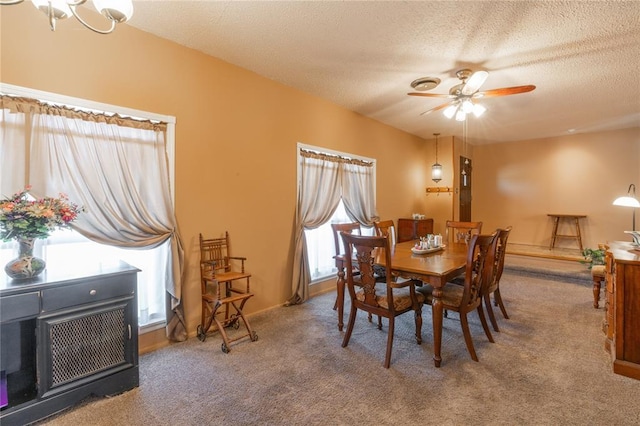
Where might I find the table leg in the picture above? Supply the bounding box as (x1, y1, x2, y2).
(593, 275, 603, 309)
(574, 217, 584, 251)
(549, 216, 560, 249)
(336, 267, 345, 331)
(431, 283, 444, 368)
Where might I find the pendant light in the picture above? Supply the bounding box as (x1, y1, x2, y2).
(431, 133, 442, 183)
(461, 120, 469, 186)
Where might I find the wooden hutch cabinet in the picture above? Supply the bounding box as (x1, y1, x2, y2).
(397, 218, 434, 243)
(0, 261, 140, 425)
(603, 242, 640, 380)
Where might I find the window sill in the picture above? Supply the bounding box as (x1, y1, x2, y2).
(139, 319, 166, 334)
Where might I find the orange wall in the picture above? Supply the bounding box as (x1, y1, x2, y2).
(3, 5, 639, 352)
(1, 4, 434, 350)
(473, 128, 640, 249)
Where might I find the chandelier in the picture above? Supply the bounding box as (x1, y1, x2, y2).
(1, 0, 134, 34)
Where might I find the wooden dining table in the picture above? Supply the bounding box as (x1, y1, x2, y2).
(334, 239, 469, 367)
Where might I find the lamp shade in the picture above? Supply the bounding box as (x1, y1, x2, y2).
(431, 163, 442, 183)
(613, 184, 639, 232)
(443, 104, 457, 119)
(612, 196, 640, 208)
(31, 0, 71, 19)
(93, 0, 134, 22)
(472, 103, 486, 117)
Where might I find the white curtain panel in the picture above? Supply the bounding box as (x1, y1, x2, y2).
(0, 96, 187, 341)
(0, 98, 29, 197)
(289, 150, 377, 304)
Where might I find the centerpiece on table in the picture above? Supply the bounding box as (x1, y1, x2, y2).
(1, 186, 84, 280)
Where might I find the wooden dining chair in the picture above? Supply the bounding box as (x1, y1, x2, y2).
(331, 222, 362, 312)
(332, 222, 362, 258)
(417, 233, 498, 362)
(445, 220, 483, 244)
(340, 233, 424, 368)
(374, 219, 397, 246)
(484, 226, 512, 332)
(198, 232, 258, 353)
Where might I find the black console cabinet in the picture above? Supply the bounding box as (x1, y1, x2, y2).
(0, 261, 139, 425)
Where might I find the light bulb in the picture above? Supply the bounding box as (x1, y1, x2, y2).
(443, 104, 457, 119)
(31, 0, 72, 19)
(472, 103, 486, 117)
(93, 0, 133, 22)
(613, 196, 640, 207)
(461, 100, 474, 113)
(455, 110, 466, 121)
(431, 163, 442, 183)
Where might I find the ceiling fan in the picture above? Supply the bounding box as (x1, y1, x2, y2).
(407, 69, 536, 121)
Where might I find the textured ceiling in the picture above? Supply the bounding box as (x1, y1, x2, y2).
(126, 0, 640, 144)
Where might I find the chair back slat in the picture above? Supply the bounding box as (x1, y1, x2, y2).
(342, 233, 386, 307)
(374, 219, 396, 247)
(445, 220, 483, 244)
(199, 232, 232, 273)
(460, 233, 498, 308)
(490, 226, 512, 292)
(331, 222, 361, 257)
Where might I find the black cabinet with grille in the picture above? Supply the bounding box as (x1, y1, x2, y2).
(0, 261, 139, 426)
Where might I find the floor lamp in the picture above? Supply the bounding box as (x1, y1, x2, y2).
(612, 184, 640, 232)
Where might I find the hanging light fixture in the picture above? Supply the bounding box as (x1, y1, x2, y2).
(0, 0, 134, 33)
(445, 97, 486, 121)
(431, 133, 442, 183)
(461, 120, 468, 186)
(613, 184, 640, 231)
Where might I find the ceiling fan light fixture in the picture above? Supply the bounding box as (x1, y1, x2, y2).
(443, 104, 458, 119)
(472, 103, 486, 117)
(408, 68, 535, 122)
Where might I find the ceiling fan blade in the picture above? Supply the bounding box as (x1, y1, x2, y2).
(461, 70, 489, 95)
(419, 102, 452, 116)
(477, 85, 536, 98)
(407, 92, 454, 99)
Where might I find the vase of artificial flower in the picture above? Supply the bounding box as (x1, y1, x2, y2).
(1, 185, 84, 280)
(4, 237, 46, 279)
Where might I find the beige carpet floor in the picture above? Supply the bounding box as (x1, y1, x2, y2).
(35, 261, 640, 426)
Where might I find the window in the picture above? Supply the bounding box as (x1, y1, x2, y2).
(0, 232, 169, 328)
(298, 145, 376, 283)
(0, 84, 176, 331)
(305, 200, 374, 282)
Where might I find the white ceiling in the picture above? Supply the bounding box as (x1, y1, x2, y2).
(126, 0, 640, 144)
